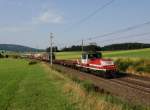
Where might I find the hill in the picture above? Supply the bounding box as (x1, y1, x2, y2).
(0, 44, 40, 52)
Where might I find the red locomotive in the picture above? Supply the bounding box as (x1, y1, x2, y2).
(76, 51, 117, 77)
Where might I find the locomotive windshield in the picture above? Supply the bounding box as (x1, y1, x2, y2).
(88, 53, 102, 59)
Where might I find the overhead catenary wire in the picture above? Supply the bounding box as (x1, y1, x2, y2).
(96, 32, 150, 44)
(57, 20, 150, 48)
(77, 32, 150, 46)
(86, 21, 150, 41)
(53, 0, 150, 48)
(57, 0, 116, 47)
(76, 0, 115, 25)
(64, 0, 115, 32)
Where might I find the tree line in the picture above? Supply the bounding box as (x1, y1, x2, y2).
(103, 43, 150, 51)
(46, 43, 150, 52)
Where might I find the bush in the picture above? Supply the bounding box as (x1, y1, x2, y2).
(115, 59, 133, 71)
(136, 66, 145, 72)
(136, 66, 150, 73)
(115, 58, 150, 76)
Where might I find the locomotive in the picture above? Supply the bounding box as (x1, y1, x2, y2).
(76, 51, 117, 77)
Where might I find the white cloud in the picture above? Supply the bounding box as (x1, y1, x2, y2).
(33, 10, 63, 24)
(0, 10, 64, 33)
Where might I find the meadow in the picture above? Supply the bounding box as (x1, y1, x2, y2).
(103, 48, 150, 59)
(55, 48, 150, 60)
(0, 59, 75, 110)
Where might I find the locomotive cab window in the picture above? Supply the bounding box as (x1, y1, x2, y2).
(82, 54, 87, 59)
(88, 53, 102, 59)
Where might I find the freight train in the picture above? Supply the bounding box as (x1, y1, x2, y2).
(26, 51, 117, 78)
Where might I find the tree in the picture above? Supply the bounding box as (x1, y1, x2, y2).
(60, 44, 101, 52)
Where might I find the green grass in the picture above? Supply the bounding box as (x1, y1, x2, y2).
(0, 59, 149, 110)
(0, 59, 75, 110)
(104, 48, 150, 58)
(55, 51, 82, 60)
(55, 48, 150, 60)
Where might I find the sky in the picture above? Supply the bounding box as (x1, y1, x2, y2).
(0, 0, 150, 49)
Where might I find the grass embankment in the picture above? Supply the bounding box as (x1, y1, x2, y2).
(53, 65, 150, 110)
(0, 59, 75, 110)
(46, 63, 149, 110)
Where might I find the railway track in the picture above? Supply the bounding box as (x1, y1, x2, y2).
(52, 63, 150, 106)
(109, 74, 150, 94)
(110, 78, 150, 94)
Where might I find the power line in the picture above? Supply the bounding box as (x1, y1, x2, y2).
(57, 0, 115, 47)
(77, 0, 115, 25)
(64, 0, 115, 32)
(57, 20, 150, 47)
(86, 21, 150, 41)
(56, 32, 150, 49)
(97, 32, 150, 44)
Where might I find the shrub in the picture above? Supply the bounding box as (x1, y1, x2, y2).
(136, 66, 150, 73)
(115, 59, 133, 71)
(136, 66, 145, 72)
(115, 58, 150, 76)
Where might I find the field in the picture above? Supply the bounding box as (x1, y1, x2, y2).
(55, 48, 150, 60)
(1, 58, 149, 110)
(104, 48, 150, 59)
(0, 59, 75, 110)
(55, 51, 82, 60)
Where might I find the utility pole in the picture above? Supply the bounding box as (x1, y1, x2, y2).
(50, 33, 53, 66)
(82, 39, 84, 53)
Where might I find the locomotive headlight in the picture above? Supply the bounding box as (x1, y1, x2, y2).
(101, 60, 114, 66)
